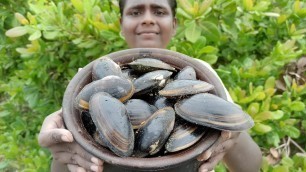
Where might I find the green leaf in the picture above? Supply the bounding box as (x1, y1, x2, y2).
(5, 26, 28, 37)
(185, 21, 201, 43)
(194, 36, 206, 51)
(0, 160, 9, 169)
(77, 40, 98, 48)
(199, 46, 218, 54)
(281, 157, 294, 167)
(265, 77, 275, 89)
(267, 132, 280, 147)
(71, 0, 84, 13)
(199, 21, 221, 43)
(272, 165, 289, 172)
(242, 0, 253, 11)
(177, 8, 192, 19)
(0, 111, 10, 117)
(247, 103, 260, 116)
(290, 101, 305, 111)
(43, 31, 59, 40)
(199, 0, 214, 15)
(28, 30, 41, 41)
(100, 30, 118, 41)
(283, 126, 300, 138)
(254, 111, 273, 122)
(271, 110, 284, 120)
(199, 54, 218, 65)
(253, 123, 272, 134)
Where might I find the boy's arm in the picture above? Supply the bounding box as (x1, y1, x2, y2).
(223, 132, 262, 172)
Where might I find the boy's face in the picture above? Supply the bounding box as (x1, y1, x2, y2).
(120, 0, 176, 48)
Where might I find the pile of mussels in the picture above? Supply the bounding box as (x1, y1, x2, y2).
(75, 57, 254, 158)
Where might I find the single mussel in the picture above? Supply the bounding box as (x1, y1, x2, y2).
(134, 107, 175, 157)
(75, 75, 134, 110)
(165, 120, 207, 153)
(125, 99, 157, 129)
(133, 70, 173, 95)
(174, 66, 197, 80)
(159, 80, 214, 98)
(92, 57, 123, 80)
(174, 93, 254, 131)
(89, 92, 134, 157)
(128, 58, 176, 73)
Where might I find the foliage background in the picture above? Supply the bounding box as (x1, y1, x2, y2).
(0, 0, 305, 171)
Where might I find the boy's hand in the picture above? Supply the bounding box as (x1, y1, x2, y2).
(197, 131, 240, 172)
(38, 109, 103, 172)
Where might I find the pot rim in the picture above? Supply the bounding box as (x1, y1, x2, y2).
(62, 48, 225, 170)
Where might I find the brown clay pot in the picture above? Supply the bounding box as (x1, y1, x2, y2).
(62, 48, 227, 172)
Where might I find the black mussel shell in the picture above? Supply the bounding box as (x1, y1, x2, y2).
(75, 76, 134, 110)
(89, 92, 134, 157)
(165, 120, 207, 153)
(174, 93, 254, 131)
(121, 68, 139, 81)
(92, 57, 123, 80)
(174, 66, 197, 80)
(81, 110, 96, 136)
(159, 80, 214, 98)
(153, 96, 175, 109)
(133, 70, 173, 95)
(125, 99, 157, 129)
(134, 107, 175, 157)
(128, 58, 176, 73)
(93, 130, 107, 147)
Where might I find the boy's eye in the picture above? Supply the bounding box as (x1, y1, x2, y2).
(129, 10, 142, 16)
(154, 9, 166, 16)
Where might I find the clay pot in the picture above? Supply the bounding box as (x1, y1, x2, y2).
(62, 48, 227, 172)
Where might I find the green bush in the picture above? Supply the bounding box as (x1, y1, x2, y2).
(1, 0, 305, 171)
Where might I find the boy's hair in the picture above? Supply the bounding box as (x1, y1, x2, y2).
(118, 0, 177, 17)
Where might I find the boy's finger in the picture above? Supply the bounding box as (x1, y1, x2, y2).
(38, 129, 73, 147)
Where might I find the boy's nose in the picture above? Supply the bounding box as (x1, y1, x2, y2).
(142, 11, 155, 25)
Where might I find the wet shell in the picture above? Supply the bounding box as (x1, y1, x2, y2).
(174, 93, 254, 131)
(165, 120, 207, 153)
(174, 66, 197, 80)
(92, 57, 123, 80)
(125, 99, 157, 129)
(134, 107, 175, 157)
(153, 96, 175, 109)
(93, 130, 107, 147)
(121, 68, 139, 81)
(159, 80, 214, 97)
(89, 92, 134, 157)
(75, 76, 134, 110)
(128, 58, 176, 73)
(133, 70, 173, 95)
(81, 111, 96, 136)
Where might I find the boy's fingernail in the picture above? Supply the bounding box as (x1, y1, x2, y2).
(91, 157, 103, 165)
(91, 165, 99, 171)
(221, 131, 231, 140)
(61, 135, 72, 142)
(197, 151, 212, 161)
(202, 151, 212, 161)
(199, 167, 208, 172)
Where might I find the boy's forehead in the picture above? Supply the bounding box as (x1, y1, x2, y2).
(124, 0, 170, 9)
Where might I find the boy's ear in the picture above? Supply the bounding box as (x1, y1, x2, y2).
(172, 18, 177, 36)
(119, 18, 125, 37)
